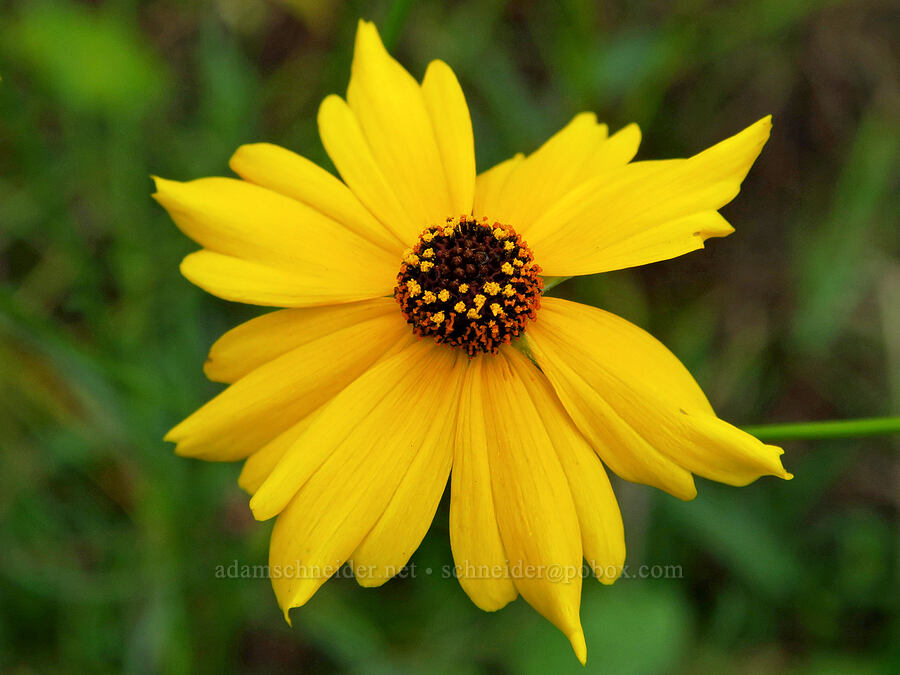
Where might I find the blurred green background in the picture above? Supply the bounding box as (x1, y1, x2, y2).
(1, 0, 898, 672)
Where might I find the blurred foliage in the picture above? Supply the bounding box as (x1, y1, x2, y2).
(0, 0, 898, 673)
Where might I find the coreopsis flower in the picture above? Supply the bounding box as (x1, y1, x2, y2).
(154, 20, 791, 663)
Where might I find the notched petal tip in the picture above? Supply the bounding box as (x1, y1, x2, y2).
(693, 222, 735, 250)
(248, 491, 278, 522)
(768, 444, 793, 480)
(151, 177, 208, 230)
(572, 110, 599, 125)
(150, 175, 182, 203)
(353, 18, 388, 66)
(165, 417, 213, 458)
(750, 441, 793, 482)
(164, 419, 186, 444)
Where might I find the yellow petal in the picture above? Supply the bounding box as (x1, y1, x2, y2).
(472, 153, 523, 221)
(229, 142, 404, 254)
(482, 351, 586, 664)
(237, 328, 418, 495)
(153, 176, 396, 305)
(582, 122, 641, 175)
(268, 341, 458, 616)
(346, 21, 455, 223)
(320, 21, 470, 245)
(179, 251, 398, 308)
(505, 348, 625, 584)
(449, 356, 518, 611)
(318, 94, 419, 245)
(238, 408, 322, 495)
(203, 298, 398, 384)
(349, 350, 466, 586)
(421, 59, 476, 217)
(484, 113, 607, 225)
(526, 117, 772, 276)
(526, 298, 791, 499)
(473, 114, 639, 232)
(181, 250, 345, 307)
(250, 339, 448, 521)
(165, 307, 409, 461)
(580, 210, 734, 274)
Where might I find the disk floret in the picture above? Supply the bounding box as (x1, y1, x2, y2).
(394, 216, 543, 355)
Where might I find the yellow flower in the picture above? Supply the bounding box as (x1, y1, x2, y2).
(152, 20, 791, 664)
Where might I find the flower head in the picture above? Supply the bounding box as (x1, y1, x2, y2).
(153, 20, 791, 664)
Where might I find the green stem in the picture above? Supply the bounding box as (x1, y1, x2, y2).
(742, 416, 900, 441)
(380, 0, 415, 50)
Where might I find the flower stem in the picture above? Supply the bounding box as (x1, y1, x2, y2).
(381, 0, 415, 50)
(742, 416, 900, 441)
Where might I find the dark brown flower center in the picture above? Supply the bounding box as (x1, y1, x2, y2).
(393, 216, 543, 356)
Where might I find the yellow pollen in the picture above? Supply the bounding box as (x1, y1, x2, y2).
(466, 309, 481, 320)
(473, 294, 486, 309)
(430, 311, 445, 325)
(502, 283, 515, 296)
(492, 227, 507, 240)
(513, 258, 524, 267)
(438, 289, 450, 302)
(501, 262, 514, 275)
(490, 303, 504, 317)
(420, 260, 434, 272)
(422, 291, 436, 304)
(403, 249, 419, 266)
(458, 283, 469, 293)
(406, 279, 421, 297)
(442, 225, 456, 236)
(483, 281, 501, 295)
(454, 301, 466, 313)
(422, 248, 435, 259)
(503, 240, 516, 251)
(422, 231, 434, 242)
